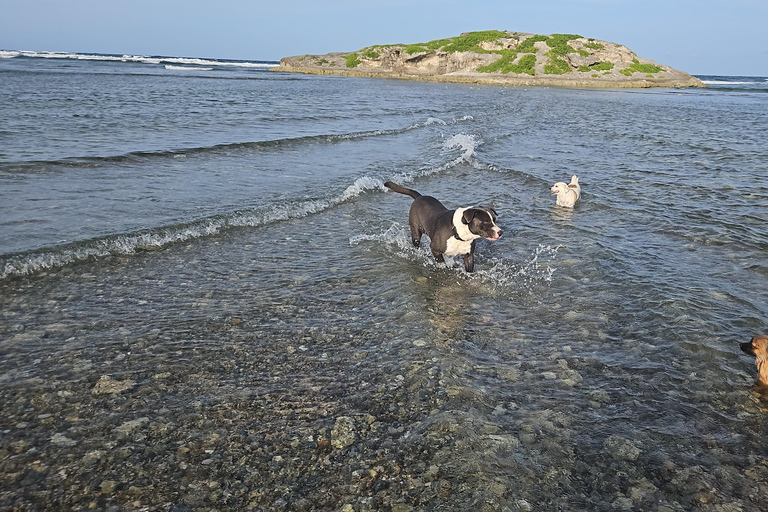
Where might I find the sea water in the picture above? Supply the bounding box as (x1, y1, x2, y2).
(1, 53, 767, 510)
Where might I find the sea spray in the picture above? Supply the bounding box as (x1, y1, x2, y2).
(349, 223, 448, 271)
(443, 133, 480, 160)
(443, 133, 490, 171)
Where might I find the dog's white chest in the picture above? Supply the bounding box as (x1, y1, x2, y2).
(445, 237, 472, 256)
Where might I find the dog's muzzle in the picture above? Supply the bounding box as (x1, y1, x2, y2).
(486, 229, 502, 241)
(741, 342, 756, 356)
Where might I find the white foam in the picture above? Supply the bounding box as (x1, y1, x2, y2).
(385, 138, 482, 187)
(701, 80, 754, 86)
(443, 133, 480, 160)
(1, 174, 398, 279)
(700, 77, 768, 86)
(340, 176, 386, 202)
(350, 223, 408, 249)
(161, 56, 276, 69)
(350, 223, 441, 268)
(165, 65, 214, 71)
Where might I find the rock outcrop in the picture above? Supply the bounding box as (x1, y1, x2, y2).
(273, 30, 704, 88)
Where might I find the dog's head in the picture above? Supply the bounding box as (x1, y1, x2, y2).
(741, 335, 768, 359)
(462, 207, 502, 241)
(741, 335, 768, 386)
(550, 182, 569, 196)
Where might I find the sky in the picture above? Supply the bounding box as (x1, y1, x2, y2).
(1, 0, 766, 76)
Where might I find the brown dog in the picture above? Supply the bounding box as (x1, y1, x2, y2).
(741, 335, 768, 387)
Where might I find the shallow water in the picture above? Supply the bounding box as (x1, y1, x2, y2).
(1, 55, 768, 511)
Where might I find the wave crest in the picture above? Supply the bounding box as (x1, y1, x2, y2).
(0, 175, 388, 280)
(3, 118, 473, 170)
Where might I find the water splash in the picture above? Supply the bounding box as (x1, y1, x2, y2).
(350, 224, 442, 269)
(443, 133, 480, 160)
(477, 244, 561, 291)
(351, 225, 561, 289)
(442, 133, 489, 171)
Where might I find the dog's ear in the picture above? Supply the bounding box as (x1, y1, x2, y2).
(462, 207, 496, 224)
(754, 336, 768, 353)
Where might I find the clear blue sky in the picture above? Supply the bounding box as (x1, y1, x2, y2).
(2, 0, 766, 76)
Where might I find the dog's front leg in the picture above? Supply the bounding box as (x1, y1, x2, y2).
(432, 250, 445, 263)
(463, 241, 477, 272)
(409, 224, 422, 248)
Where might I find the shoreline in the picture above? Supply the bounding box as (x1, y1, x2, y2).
(271, 64, 705, 89)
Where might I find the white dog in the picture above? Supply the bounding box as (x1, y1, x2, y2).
(551, 175, 581, 207)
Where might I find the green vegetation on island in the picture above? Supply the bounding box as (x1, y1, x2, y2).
(345, 53, 360, 68)
(351, 31, 659, 78)
(620, 59, 663, 76)
(399, 32, 595, 76)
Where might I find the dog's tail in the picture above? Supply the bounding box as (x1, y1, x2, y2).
(569, 175, 579, 185)
(384, 181, 421, 200)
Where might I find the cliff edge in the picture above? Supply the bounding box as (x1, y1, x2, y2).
(273, 31, 704, 88)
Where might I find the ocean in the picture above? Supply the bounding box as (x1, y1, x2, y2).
(1, 51, 767, 511)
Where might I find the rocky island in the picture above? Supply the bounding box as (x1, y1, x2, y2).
(273, 30, 704, 88)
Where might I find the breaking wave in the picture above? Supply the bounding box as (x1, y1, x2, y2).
(0, 176, 386, 280)
(0, 129, 473, 280)
(0, 118, 481, 280)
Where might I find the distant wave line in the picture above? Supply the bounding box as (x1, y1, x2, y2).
(0, 49, 278, 68)
(702, 80, 762, 85)
(0, 116, 474, 171)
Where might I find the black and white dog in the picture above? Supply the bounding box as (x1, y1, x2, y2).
(384, 181, 501, 272)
